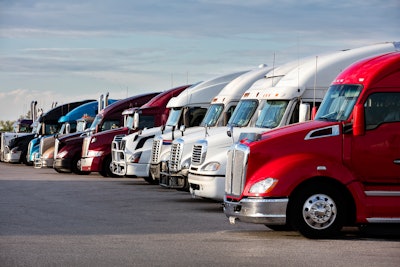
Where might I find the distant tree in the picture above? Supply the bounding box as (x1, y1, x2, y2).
(24, 110, 32, 120)
(0, 120, 15, 132)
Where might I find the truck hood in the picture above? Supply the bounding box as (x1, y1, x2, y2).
(256, 120, 336, 143)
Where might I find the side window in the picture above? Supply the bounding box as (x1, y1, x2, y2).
(225, 105, 236, 123)
(289, 102, 300, 124)
(288, 101, 321, 124)
(101, 119, 120, 131)
(364, 92, 400, 130)
(188, 107, 207, 127)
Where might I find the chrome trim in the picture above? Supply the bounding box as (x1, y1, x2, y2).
(367, 218, 400, 223)
(169, 138, 184, 172)
(224, 197, 288, 225)
(365, 191, 400, 197)
(304, 125, 340, 140)
(226, 143, 249, 197)
(191, 139, 208, 166)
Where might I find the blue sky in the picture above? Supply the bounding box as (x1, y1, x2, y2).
(0, 0, 399, 121)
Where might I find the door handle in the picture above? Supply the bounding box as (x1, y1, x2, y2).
(394, 159, 400, 165)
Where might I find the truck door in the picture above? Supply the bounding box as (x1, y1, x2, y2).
(350, 92, 400, 184)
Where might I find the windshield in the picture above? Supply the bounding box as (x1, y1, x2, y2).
(315, 84, 362, 121)
(255, 100, 288, 128)
(90, 114, 103, 131)
(76, 120, 86, 132)
(33, 122, 42, 135)
(58, 124, 66, 134)
(228, 100, 258, 127)
(125, 114, 155, 129)
(45, 123, 60, 135)
(166, 108, 182, 127)
(200, 104, 224, 127)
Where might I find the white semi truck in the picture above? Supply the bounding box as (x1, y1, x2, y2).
(111, 70, 246, 184)
(186, 42, 399, 201)
(156, 65, 273, 190)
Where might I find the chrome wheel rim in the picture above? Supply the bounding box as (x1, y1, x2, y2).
(302, 194, 337, 230)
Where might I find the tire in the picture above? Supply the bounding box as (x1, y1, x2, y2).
(143, 172, 159, 185)
(100, 156, 118, 178)
(71, 156, 91, 175)
(289, 184, 346, 239)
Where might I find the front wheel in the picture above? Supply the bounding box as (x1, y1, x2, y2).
(100, 156, 118, 178)
(71, 156, 91, 175)
(289, 185, 346, 239)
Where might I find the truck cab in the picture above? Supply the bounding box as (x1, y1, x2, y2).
(146, 71, 247, 185)
(224, 50, 400, 239)
(188, 42, 400, 201)
(1, 101, 38, 163)
(1, 119, 32, 162)
(159, 65, 272, 191)
(80, 85, 190, 177)
(34, 99, 117, 169)
(53, 93, 158, 174)
(25, 100, 95, 166)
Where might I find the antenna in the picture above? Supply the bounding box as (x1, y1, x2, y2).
(272, 52, 275, 86)
(311, 56, 318, 119)
(314, 56, 318, 108)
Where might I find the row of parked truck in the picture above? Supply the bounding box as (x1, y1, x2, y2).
(1, 42, 400, 239)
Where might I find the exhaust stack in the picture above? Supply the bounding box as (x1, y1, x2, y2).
(98, 94, 104, 113)
(104, 92, 109, 108)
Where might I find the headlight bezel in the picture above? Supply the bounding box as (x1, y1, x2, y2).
(248, 178, 278, 194)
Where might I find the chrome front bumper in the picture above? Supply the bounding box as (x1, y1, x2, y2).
(223, 197, 288, 225)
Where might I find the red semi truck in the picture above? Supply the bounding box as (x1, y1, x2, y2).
(53, 92, 160, 174)
(79, 85, 190, 177)
(224, 51, 400, 239)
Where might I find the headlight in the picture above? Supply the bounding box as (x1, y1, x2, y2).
(181, 158, 191, 169)
(129, 151, 142, 163)
(202, 162, 220, 171)
(249, 178, 278, 194)
(87, 150, 103, 157)
(10, 146, 20, 153)
(161, 151, 170, 161)
(57, 150, 68, 159)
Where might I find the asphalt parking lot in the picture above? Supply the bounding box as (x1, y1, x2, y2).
(1, 163, 399, 267)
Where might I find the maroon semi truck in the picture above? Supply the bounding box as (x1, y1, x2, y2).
(79, 85, 191, 177)
(53, 92, 160, 174)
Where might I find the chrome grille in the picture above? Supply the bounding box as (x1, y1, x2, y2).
(54, 139, 59, 158)
(26, 141, 32, 160)
(191, 139, 207, 166)
(113, 134, 125, 150)
(121, 140, 126, 151)
(82, 136, 91, 157)
(225, 143, 249, 197)
(151, 138, 162, 164)
(39, 137, 45, 156)
(169, 140, 183, 172)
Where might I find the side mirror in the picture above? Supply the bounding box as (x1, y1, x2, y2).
(227, 124, 233, 138)
(65, 123, 71, 134)
(299, 103, 310, 122)
(133, 112, 140, 129)
(353, 104, 365, 136)
(179, 125, 186, 133)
